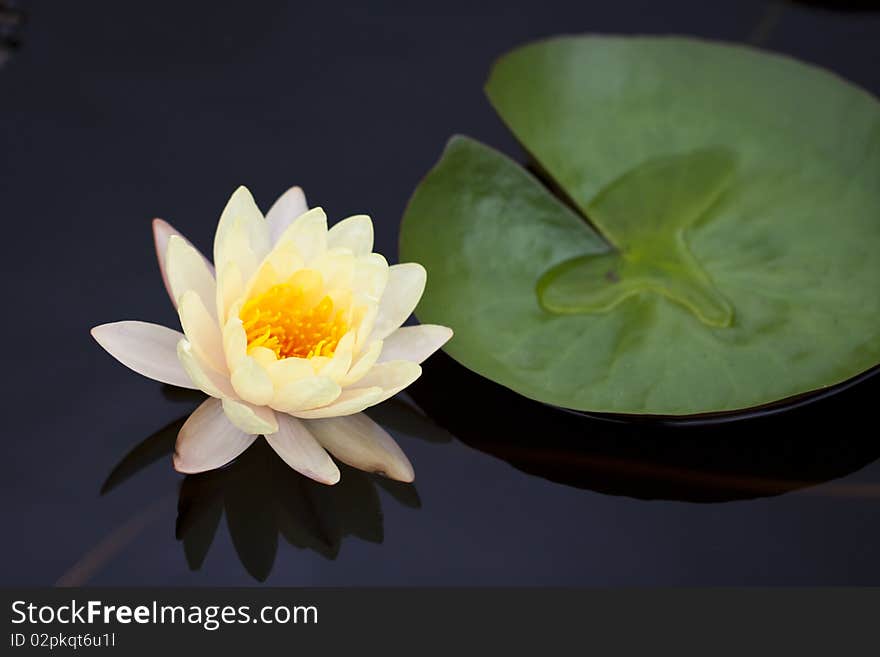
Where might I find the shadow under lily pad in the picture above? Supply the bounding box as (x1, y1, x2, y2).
(407, 352, 880, 503)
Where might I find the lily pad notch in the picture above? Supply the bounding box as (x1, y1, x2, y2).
(537, 147, 738, 329)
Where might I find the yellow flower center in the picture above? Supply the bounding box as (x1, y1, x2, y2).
(239, 277, 348, 360)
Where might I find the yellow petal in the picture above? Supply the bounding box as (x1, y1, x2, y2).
(230, 355, 275, 406)
(340, 339, 382, 386)
(166, 235, 217, 318)
(265, 185, 308, 246)
(222, 310, 248, 372)
(216, 261, 244, 325)
(91, 321, 196, 389)
(291, 386, 384, 419)
(327, 214, 373, 255)
(286, 268, 324, 307)
(249, 346, 278, 369)
(265, 240, 306, 282)
(351, 253, 389, 301)
(221, 397, 278, 434)
(178, 290, 226, 373)
(271, 376, 342, 414)
(272, 207, 327, 264)
(353, 303, 378, 351)
(265, 356, 316, 388)
(173, 398, 256, 473)
(315, 331, 355, 383)
(312, 248, 356, 292)
(371, 263, 426, 340)
(218, 216, 261, 293)
(306, 412, 414, 482)
(242, 259, 281, 302)
(265, 414, 340, 485)
(378, 325, 452, 365)
(213, 186, 270, 275)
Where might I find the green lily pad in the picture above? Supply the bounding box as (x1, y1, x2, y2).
(399, 36, 880, 416)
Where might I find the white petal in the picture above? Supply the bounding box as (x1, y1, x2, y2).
(351, 361, 422, 406)
(306, 413, 414, 482)
(272, 207, 327, 264)
(176, 339, 236, 399)
(291, 386, 384, 419)
(178, 290, 226, 373)
(173, 398, 256, 473)
(230, 355, 274, 406)
(265, 186, 308, 246)
(327, 214, 373, 255)
(355, 360, 422, 390)
(340, 339, 382, 386)
(378, 325, 452, 364)
(91, 321, 196, 389)
(371, 263, 426, 340)
(265, 414, 340, 485)
(166, 235, 217, 319)
(272, 376, 342, 413)
(153, 218, 214, 308)
(222, 398, 278, 435)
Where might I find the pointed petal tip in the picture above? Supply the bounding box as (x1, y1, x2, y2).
(307, 206, 327, 220)
(171, 445, 213, 475)
(172, 449, 224, 475)
(175, 399, 258, 473)
(171, 451, 194, 474)
(224, 185, 259, 211)
(306, 413, 415, 482)
(152, 218, 179, 259)
(172, 431, 201, 475)
(302, 465, 342, 486)
(152, 217, 170, 232)
(164, 233, 187, 255)
(90, 323, 118, 351)
(375, 454, 415, 483)
(382, 464, 415, 483)
(89, 322, 118, 346)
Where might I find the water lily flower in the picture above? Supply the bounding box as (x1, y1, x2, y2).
(91, 186, 452, 485)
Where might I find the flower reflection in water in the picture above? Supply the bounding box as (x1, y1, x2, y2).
(102, 399, 421, 582)
(177, 441, 418, 580)
(98, 352, 880, 583)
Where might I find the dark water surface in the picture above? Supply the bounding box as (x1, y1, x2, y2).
(2, 0, 879, 585)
